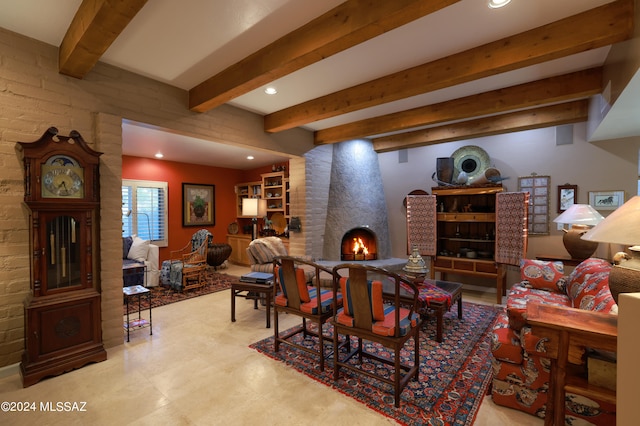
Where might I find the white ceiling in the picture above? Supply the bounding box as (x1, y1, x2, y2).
(1, 0, 636, 169)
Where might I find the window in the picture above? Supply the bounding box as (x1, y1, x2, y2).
(122, 179, 168, 247)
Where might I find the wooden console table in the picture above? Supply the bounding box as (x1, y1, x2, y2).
(526, 303, 617, 426)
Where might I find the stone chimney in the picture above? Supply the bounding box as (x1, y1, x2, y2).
(322, 140, 391, 261)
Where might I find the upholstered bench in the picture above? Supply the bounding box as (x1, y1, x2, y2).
(402, 279, 463, 342)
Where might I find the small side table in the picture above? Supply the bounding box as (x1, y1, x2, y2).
(231, 280, 274, 328)
(123, 285, 152, 342)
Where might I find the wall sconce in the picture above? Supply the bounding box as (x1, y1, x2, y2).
(289, 216, 302, 232)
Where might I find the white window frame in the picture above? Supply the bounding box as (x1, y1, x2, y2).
(122, 179, 168, 247)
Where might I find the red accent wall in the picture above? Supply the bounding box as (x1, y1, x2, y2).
(123, 156, 249, 263)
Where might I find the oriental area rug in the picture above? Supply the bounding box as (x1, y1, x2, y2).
(123, 270, 234, 315)
(250, 302, 500, 426)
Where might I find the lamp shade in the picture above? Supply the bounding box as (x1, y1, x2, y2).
(581, 196, 640, 303)
(242, 198, 267, 217)
(553, 204, 604, 226)
(581, 196, 640, 245)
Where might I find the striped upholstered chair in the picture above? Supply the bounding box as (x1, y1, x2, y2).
(272, 256, 343, 371)
(331, 263, 423, 408)
(246, 237, 288, 274)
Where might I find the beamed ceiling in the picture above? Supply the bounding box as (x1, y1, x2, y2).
(1, 0, 637, 168)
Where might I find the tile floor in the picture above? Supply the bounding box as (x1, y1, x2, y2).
(0, 264, 542, 425)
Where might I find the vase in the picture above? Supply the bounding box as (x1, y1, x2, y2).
(436, 157, 455, 184)
(193, 205, 205, 218)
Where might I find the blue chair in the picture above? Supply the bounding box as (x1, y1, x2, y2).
(167, 229, 212, 291)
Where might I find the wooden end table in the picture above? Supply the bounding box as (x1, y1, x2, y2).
(231, 280, 274, 328)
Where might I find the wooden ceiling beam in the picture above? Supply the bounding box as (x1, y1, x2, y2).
(372, 100, 589, 153)
(315, 68, 603, 145)
(188, 0, 461, 113)
(59, 0, 148, 79)
(265, 0, 632, 133)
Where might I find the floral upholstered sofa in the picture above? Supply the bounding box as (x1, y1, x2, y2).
(490, 258, 617, 425)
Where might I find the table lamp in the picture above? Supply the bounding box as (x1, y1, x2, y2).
(242, 198, 267, 240)
(553, 204, 604, 260)
(581, 195, 640, 303)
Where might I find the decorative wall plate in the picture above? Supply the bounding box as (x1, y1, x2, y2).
(451, 145, 490, 181)
(227, 222, 239, 234)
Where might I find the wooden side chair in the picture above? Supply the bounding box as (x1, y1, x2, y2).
(331, 263, 423, 408)
(273, 256, 342, 371)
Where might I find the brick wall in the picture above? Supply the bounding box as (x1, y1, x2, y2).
(301, 145, 332, 260)
(0, 28, 313, 368)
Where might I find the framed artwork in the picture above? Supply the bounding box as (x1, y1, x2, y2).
(557, 184, 577, 213)
(518, 174, 550, 235)
(589, 190, 625, 211)
(182, 183, 215, 226)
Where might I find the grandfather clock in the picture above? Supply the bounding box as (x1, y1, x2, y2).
(17, 127, 106, 387)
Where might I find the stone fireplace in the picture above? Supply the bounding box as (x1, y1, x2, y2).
(341, 227, 378, 261)
(321, 140, 392, 261)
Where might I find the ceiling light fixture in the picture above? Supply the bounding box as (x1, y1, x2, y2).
(488, 0, 511, 8)
(264, 87, 277, 95)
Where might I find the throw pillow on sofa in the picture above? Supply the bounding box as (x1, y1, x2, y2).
(519, 259, 564, 292)
(123, 236, 133, 259)
(566, 258, 617, 313)
(127, 236, 150, 262)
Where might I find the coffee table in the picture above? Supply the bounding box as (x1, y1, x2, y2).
(230, 280, 274, 328)
(415, 279, 463, 343)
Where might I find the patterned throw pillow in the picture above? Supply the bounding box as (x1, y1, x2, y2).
(519, 259, 564, 292)
(566, 258, 616, 312)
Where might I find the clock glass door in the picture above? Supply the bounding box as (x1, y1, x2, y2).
(45, 214, 82, 290)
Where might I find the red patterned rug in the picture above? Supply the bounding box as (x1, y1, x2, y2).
(123, 270, 234, 315)
(250, 301, 499, 425)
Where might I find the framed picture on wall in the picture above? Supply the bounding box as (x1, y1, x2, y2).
(518, 174, 550, 235)
(589, 190, 625, 211)
(557, 184, 577, 213)
(183, 183, 215, 226)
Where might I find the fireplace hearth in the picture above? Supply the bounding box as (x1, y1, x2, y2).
(341, 227, 378, 261)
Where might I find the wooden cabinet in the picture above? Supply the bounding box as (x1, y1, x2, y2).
(407, 186, 528, 304)
(527, 303, 617, 425)
(227, 234, 290, 266)
(432, 185, 502, 266)
(227, 234, 252, 266)
(235, 181, 262, 217)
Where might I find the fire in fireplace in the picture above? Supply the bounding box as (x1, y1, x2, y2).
(341, 227, 378, 261)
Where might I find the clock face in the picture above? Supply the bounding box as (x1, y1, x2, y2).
(41, 155, 84, 198)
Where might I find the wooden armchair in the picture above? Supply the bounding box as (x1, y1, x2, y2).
(168, 229, 212, 292)
(273, 256, 342, 371)
(331, 263, 423, 408)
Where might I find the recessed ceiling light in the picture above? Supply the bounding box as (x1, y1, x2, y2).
(154, 152, 164, 158)
(488, 0, 511, 8)
(247, 155, 254, 160)
(264, 87, 277, 95)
